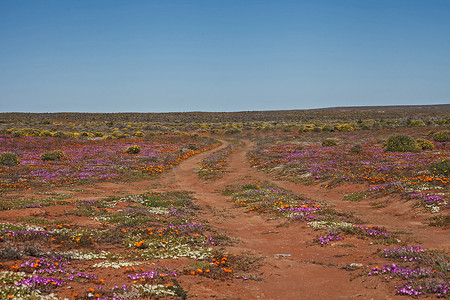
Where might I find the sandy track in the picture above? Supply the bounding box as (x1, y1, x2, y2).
(155, 140, 404, 299)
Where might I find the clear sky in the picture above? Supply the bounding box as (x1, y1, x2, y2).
(1, 1, 449, 112)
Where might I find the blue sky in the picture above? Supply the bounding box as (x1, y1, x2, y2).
(1, 1, 449, 112)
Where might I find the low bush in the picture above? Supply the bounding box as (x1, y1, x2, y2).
(336, 123, 356, 132)
(41, 150, 65, 161)
(53, 131, 68, 139)
(112, 131, 129, 139)
(416, 139, 434, 151)
(322, 139, 337, 147)
(384, 135, 419, 152)
(39, 130, 53, 137)
(126, 145, 141, 154)
(225, 128, 241, 135)
(430, 159, 450, 177)
(133, 131, 145, 137)
(0, 152, 20, 166)
(408, 120, 426, 127)
(433, 130, 450, 142)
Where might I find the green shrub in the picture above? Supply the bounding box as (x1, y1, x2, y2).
(322, 139, 337, 147)
(11, 130, 24, 137)
(41, 150, 65, 161)
(0, 152, 20, 166)
(430, 159, 450, 177)
(133, 131, 145, 137)
(64, 132, 75, 139)
(440, 117, 450, 125)
(321, 125, 334, 132)
(384, 135, 420, 152)
(53, 131, 68, 139)
(336, 123, 356, 132)
(225, 128, 241, 134)
(12, 128, 41, 137)
(433, 130, 450, 142)
(94, 131, 104, 137)
(416, 138, 434, 151)
(39, 130, 53, 137)
(125, 145, 141, 154)
(350, 144, 363, 154)
(408, 120, 426, 127)
(112, 131, 129, 139)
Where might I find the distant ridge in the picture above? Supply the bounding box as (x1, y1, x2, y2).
(1, 104, 449, 114)
(315, 104, 450, 112)
(1, 104, 448, 123)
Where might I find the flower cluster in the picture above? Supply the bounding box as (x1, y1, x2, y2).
(370, 245, 449, 298)
(383, 246, 424, 262)
(316, 234, 343, 245)
(368, 264, 435, 280)
(19, 257, 69, 274)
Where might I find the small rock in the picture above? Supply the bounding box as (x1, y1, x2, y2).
(350, 263, 363, 268)
(274, 254, 292, 258)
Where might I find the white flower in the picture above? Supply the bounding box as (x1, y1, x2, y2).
(307, 220, 353, 230)
(92, 260, 142, 269)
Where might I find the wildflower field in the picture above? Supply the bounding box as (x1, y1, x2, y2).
(0, 135, 216, 191)
(249, 128, 449, 219)
(0, 108, 449, 299)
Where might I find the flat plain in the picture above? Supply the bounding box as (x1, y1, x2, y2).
(0, 105, 449, 299)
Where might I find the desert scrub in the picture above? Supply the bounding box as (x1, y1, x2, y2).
(416, 138, 434, 151)
(125, 145, 141, 154)
(430, 159, 450, 177)
(432, 130, 450, 142)
(321, 139, 337, 147)
(112, 130, 129, 139)
(384, 135, 420, 153)
(0, 152, 19, 166)
(40, 150, 65, 161)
